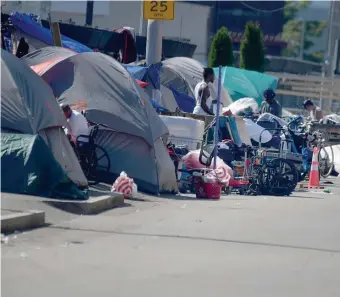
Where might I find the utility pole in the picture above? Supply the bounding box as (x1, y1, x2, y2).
(324, 1, 336, 112)
(299, 20, 306, 60)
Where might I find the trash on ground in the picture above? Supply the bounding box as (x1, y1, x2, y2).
(20, 252, 28, 259)
(1, 234, 9, 244)
(111, 171, 138, 199)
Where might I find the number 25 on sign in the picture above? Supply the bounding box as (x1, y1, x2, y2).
(143, 0, 175, 21)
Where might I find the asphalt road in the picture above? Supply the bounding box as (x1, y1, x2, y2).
(2, 179, 340, 297)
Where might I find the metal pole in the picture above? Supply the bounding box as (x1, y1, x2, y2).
(326, 1, 334, 77)
(324, 1, 335, 113)
(213, 65, 222, 170)
(319, 70, 325, 109)
(299, 20, 306, 60)
(145, 20, 162, 65)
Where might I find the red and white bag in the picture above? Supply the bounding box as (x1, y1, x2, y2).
(111, 171, 137, 198)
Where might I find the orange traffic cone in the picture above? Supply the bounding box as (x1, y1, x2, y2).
(308, 147, 320, 188)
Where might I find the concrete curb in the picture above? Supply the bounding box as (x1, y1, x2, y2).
(44, 192, 125, 215)
(1, 210, 45, 234)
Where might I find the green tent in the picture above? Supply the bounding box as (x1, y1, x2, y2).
(214, 66, 278, 105)
(1, 133, 88, 199)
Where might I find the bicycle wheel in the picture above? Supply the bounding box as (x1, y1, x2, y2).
(318, 146, 334, 178)
(259, 158, 298, 196)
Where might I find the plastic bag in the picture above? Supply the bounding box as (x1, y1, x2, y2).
(111, 171, 135, 198)
(132, 183, 138, 197)
(182, 151, 232, 186)
(204, 166, 231, 185)
(182, 150, 233, 176)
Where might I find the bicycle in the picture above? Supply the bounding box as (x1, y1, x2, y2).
(282, 117, 334, 179)
(75, 121, 111, 184)
(309, 129, 334, 178)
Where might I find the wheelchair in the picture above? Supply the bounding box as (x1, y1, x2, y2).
(75, 122, 111, 184)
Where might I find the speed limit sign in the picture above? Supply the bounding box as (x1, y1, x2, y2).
(143, 0, 175, 21)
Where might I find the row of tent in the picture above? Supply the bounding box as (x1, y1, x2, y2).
(1, 48, 179, 198)
(1, 39, 279, 199)
(126, 58, 278, 111)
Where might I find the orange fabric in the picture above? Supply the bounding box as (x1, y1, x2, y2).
(136, 80, 148, 88)
(30, 57, 65, 75)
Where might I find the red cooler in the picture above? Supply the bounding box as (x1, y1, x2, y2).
(194, 178, 222, 199)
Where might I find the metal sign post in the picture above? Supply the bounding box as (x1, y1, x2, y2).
(143, 1, 175, 66)
(213, 65, 222, 170)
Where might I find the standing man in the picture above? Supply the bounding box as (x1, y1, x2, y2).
(260, 88, 282, 117)
(193, 68, 215, 116)
(303, 99, 324, 121)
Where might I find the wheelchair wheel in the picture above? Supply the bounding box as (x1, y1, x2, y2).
(259, 158, 298, 196)
(80, 145, 110, 185)
(93, 144, 111, 174)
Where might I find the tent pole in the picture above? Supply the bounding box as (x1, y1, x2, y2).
(213, 65, 222, 170)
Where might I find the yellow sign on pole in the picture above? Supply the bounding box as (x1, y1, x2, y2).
(143, 1, 175, 21)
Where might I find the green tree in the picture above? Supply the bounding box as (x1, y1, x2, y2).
(240, 22, 265, 72)
(281, 0, 327, 63)
(208, 26, 234, 67)
(283, 0, 310, 22)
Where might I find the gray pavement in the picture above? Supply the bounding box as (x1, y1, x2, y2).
(2, 178, 340, 297)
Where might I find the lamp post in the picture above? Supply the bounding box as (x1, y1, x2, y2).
(299, 20, 306, 61)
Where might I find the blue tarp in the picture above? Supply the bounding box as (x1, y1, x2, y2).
(214, 66, 278, 105)
(125, 63, 162, 89)
(10, 13, 92, 53)
(124, 65, 147, 80)
(151, 99, 168, 112)
(127, 62, 196, 113)
(147, 63, 162, 89)
(168, 86, 196, 113)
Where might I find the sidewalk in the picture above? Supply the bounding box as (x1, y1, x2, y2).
(1, 209, 45, 234)
(1, 184, 125, 234)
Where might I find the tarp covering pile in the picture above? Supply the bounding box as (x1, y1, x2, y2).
(23, 47, 178, 194)
(1, 49, 87, 199)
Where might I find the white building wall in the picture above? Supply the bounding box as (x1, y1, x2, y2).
(3, 1, 211, 62)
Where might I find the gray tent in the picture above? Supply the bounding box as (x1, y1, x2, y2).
(1, 49, 87, 190)
(161, 57, 233, 108)
(23, 47, 178, 194)
(142, 84, 179, 112)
